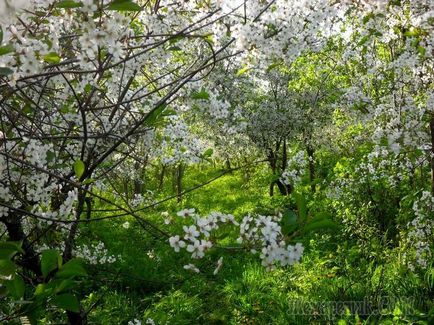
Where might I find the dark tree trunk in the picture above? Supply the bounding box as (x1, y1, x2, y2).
(267, 148, 277, 197)
(281, 139, 288, 171)
(63, 192, 88, 325)
(176, 163, 184, 202)
(276, 180, 292, 196)
(158, 165, 166, 190)
(3, 214, 41, 277)
(63, 190, 86, 261)
(133, 180, 142, 195)
(269, 182, 274, 196)
(267, 144, 292, 196)
(133, 160, 142, 195)
(66, 308, 87, 325)
(225, 158, 232, 172)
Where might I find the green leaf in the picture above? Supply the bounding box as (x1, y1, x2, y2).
(0, 259, 15, 277)
(55, 0, 83, 8)
(236, 66, 250, 76)
(74, 160, 85, 179)
(51, 293, 80, 312)
(0, 249, 16, 260)
(168, 46, 182, 51)
(362, 13, 375, 24)
(145, 104, 166, 126)
(281, 209, 298, 235)
(34, 283, 49, 297)
(303, 219, 338, 233)
(191, 89, 209, 100)
(5, 275, 25, 299)
(52, 279, 75, 294)
(46, 151, 56, 163)
(107, 0, 141, 11)
(0, 44, 14, 56)
(294, 192, 307, 222)
(43, 52, 61, 64)
(236, 67, 249, 76)
(56, 259, 87, 279)
(357, 35, 370, 46)
(202, 148, 213, 158)
(41, 250, 62, 278)
(417, 46, 426, 56)
(266, 63, 280, 72)
(0, 242, 24, 260)
(0, 67, 13, 76)
(82, 178, 94, 185)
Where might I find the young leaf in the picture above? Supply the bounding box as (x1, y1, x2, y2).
(51, 293, 80, 312)
(55, 0, 83, 8)
(145, 104, 166, 126)
(236, 66, 250, 76)
(107, 0, 141, 11)
(5, 275, 25, 299)
(303, 219, 338, 233)
(0, 45, 14, 56)
(73, 160, 85, 178)
(191, 89, 209, 100)
(56, 259, 87, 278)
(43, 52, 61, 64)
(0, 259, 16, 277)
(0, 241, 24, 260)
(202, 148, 213, 158)
(52, 279, 75, 294)
(41, 250, 62, 278)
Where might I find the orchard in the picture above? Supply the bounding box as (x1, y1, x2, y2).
(0, 0, 433, 324)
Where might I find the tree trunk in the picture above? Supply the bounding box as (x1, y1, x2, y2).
(133, 160, 142, 195)
(66, 309, 87, 325)
(3, 214, 41, 277)
(267, 148, 277, 197)
(269, 182, 274, 196)
(158, 165, 166, 190)
(176, 163, 184, 202)
(276, 180, 292, 196)
(225, 158, 232, 172)
(267, 145, 291, 196)
(63, 191, 86, 261)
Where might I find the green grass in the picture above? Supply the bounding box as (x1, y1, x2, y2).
(76, 165, 434, 325)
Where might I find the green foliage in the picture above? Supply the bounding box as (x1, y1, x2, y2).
(191, 89, 210, 100)
(0, 244, 87, 323)
(106, 0, 141, 11)
(0, 45, 14, 56)
(55, 0, 83, 8)
(43, 52, 61, 64)
(74, 159, 85, 178)
(41, 249, 62, 278)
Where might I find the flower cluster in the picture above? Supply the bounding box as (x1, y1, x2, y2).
(237, 214, 304, 270)
(73, 242, 119, 265)
(158, 116, 207, 165)
(128, 318, 155, 325)
(280, 151, 308, 186)
(404, 192, 434, 270)
(169, 209, 238, 272)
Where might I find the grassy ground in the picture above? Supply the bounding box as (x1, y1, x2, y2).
(77, 166, 434, 324)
